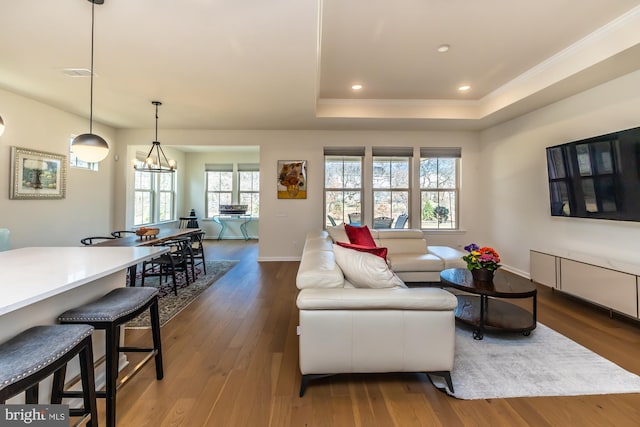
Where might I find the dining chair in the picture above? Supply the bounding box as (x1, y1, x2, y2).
(188, 231, 207, 275)
(111, 230, 137, 238)
(0, 228, 9, 251)
(81, 236, 117, 246)
(373, 216, 393, 229)
(348, 213, 361, 225)
(327, 215, 337, 226)
(140, 237, 193, 295)
(393, 214, 409, 229)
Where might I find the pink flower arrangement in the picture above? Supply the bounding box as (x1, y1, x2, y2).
(462, 243, 501, 271)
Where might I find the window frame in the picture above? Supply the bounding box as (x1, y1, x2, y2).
(372, 152, 411, 224)
(205, 168, 234, 218)
(238, 165, 260, 217)
(419, 152, 460, 230)
(324, 151, 364, 227)
(133, 159, 176, 226)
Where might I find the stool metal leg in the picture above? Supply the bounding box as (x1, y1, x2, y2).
(150, 297, 164, 379)
(78, 338, 98, 427)
(25, 384, 38, 404)
(104, 324, 120, 427)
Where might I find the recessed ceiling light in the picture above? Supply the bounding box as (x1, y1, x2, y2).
(351, 84, 363, 91)
(437, 44, 450, 53)
(458, 85, 471, 92)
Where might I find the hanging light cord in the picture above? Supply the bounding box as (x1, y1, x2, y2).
(89, 0, 96, 134)
(155, 102, 159, 141)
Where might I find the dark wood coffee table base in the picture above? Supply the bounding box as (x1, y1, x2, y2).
(455, 295, 536, 340)
(439, 268, 537, 340)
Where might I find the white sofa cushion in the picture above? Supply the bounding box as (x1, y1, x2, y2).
(296, 234, 345, 289)
(428, 246, 467, 269)
(333, 244, 405, 289)
(326, 226, 349, 243)
(370, 229, 425, 240)
(376, 238, 428, 255)
(387, 253, 445, 272)
(297, 287, 458, 310)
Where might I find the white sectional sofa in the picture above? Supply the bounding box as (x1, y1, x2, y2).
(295, 228, 462, 396)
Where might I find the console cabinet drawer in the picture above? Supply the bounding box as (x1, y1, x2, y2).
(530, 250, 557, 288)
(560, 259, 638, 317)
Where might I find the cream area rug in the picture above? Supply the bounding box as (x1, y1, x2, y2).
(126, 259, 238, 328)
(430, 323, 640, 400)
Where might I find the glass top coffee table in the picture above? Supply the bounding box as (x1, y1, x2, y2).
(440, 268, 537, 340)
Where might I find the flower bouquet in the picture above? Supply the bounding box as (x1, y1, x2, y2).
(462, 243, 501, 281)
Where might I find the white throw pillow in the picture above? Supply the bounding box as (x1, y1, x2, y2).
(333, 244, 406, 289)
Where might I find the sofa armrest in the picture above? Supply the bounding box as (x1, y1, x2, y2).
(296, 287, 457, 311)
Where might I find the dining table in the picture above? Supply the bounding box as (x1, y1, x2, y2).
(93, 227, 202, 285)
(94, 227, 201, 247)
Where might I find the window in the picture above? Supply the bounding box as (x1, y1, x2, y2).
(133, 159, 176, 226)
(372, 147, 411, 225)
(419, 147, 460, 229)
(205, 164, 233, 217)
(238, 164, 260, 217)
(324, 147, 364, 227)
(69, 136, 98, 171)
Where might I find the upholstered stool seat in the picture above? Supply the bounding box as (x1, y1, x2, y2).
(0, 325, 97, 425)
(58, 287, 163, 427)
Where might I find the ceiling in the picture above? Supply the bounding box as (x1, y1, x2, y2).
(1, 0, 640, 132)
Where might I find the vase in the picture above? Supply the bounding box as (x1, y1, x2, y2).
(471, 268, 494, 282)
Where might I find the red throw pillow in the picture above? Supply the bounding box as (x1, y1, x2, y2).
(336, 241, 388, 260)
(344, 224, 376, 247)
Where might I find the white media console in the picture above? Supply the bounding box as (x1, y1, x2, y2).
(530, 249, 640, 320)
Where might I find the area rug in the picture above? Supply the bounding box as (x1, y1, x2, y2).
(429, 323, 640, 400)
(125, 260, 238, 328)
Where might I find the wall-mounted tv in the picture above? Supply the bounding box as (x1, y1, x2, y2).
(546, 126, 640, 222)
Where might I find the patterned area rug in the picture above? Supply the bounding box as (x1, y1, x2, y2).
(125, 260, 238, 328)
(429, 323, 640, 399)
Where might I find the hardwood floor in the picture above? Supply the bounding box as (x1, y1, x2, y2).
(112, 241, 640, 426)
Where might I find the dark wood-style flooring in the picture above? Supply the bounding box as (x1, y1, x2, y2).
(112, 241, 640, 426)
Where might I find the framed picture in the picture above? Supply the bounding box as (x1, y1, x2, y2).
(10, 146, 67, 199)
(277, 160, 307, 199)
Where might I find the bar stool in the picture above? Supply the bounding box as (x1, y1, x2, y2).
(58, 287, 163, 427)
(0, 325, 97, 426)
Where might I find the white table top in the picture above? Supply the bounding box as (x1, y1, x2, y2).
(0, 246, 168, 316)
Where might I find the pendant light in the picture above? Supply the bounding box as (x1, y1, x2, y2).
(133, 101, 176, 173)
(71, 0, 109, 163)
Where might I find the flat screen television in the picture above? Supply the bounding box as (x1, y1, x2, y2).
(546, 126, 640, 222)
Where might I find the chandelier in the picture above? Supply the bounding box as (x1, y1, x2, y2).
(133, 101, 176, 173)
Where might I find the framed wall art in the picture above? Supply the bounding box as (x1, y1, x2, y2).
(10, 146, 67, 199)
(277, 160, 307, 199)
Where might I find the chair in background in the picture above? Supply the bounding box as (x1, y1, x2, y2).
(81, 236, 117, 246)
(373, 216, 393, 229)
(140, 237, 193, 295)
(188, 231, 207, 275)
(348, 213, 361, 225)
(111, 230, 137, 238)
(327, 215, 337, 226)
(393, 214, 409, 229)
(0, 228, 9, 251)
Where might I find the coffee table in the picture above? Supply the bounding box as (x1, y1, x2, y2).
(439, 268, 537, 340)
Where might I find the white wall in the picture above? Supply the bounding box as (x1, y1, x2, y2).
(115, 129, 480, 260)
(480, 70, 640, 276)
(0, 88, 116, 248)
